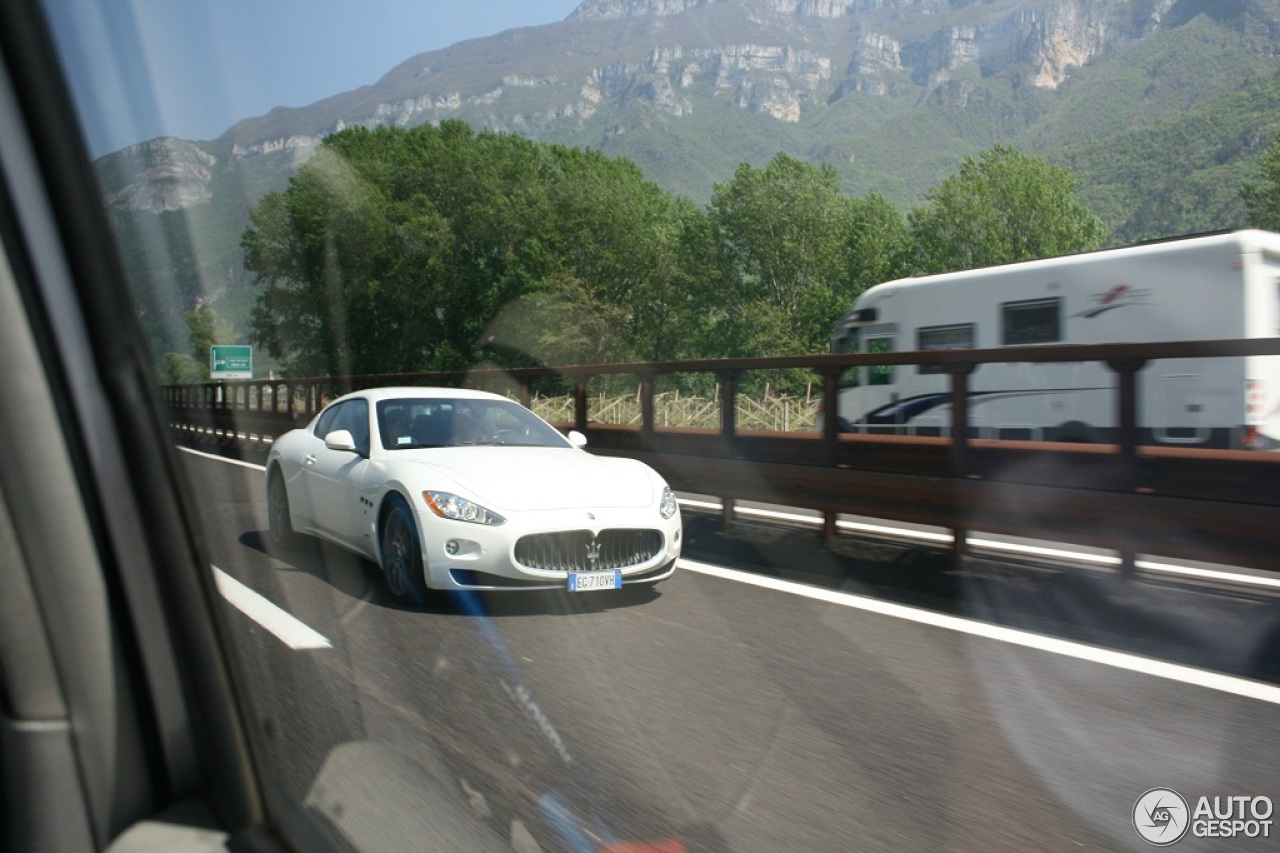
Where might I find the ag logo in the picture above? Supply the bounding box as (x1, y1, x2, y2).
(1134, 788, 1190, 845)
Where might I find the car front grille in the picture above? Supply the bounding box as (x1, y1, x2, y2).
(514, 529, 664, 573)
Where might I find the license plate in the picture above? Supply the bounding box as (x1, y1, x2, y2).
(567, 570, 622, 592)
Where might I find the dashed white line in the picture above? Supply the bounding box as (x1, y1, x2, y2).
(212, 566, 331, 650)
(179, 445, 265, 471)
(677, 558, 1280, 706)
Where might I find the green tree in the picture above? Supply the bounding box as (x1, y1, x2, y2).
(526, 146, 711, 365)
(1241, 135, 1280, 231)
(709, 154, 857, 358)
(908, 145, 1108, 274)
(844, 192, 913, 300)
(156, 305, 237, 384)
(245, 122, 706, 376)
(156, 352, 206, 385)
(186, 305, 236, 358)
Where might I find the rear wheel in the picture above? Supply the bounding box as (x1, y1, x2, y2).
(380, 500, 430, 605)
(1054, 420, 1098, 444)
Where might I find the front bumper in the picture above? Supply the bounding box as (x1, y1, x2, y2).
(416, 504, 682, 591)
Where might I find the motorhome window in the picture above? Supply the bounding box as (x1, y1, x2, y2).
(834, 328, 861, 388)
(1002, 298, 1061, 345)
(867, 337, 894, 385)
(917, 324, 973, 375)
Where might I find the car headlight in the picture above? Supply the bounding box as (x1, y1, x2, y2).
(422, 491, 506, 526)
(659, 486, 679, 519)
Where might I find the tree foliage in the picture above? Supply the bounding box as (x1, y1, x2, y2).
(1241, 134, 1280, 231)
(908, 145, 1107, 274)
(710, 155, 847, 357)
(155, 306, 237, 384)
(245, 122, 715, 376)
(242, 131, 1104, 385)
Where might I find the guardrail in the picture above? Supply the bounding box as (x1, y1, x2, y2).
(163, 339, 1280, 575)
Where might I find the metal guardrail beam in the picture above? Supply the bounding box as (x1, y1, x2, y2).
(164, 338, 1280, 574)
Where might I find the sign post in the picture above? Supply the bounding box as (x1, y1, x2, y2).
(210, 345, 253, 380)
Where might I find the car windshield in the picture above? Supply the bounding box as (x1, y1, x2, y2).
(378, 397, 569, 449)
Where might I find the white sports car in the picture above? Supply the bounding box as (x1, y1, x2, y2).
(265, 387, 681, 603)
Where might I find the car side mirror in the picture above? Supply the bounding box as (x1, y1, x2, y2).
(324, 429, 358, 453)
(567, 430, 588, 449)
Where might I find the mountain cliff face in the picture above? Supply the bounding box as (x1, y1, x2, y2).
(97, 0, 1280, 214)
(98, 138, 218, 214)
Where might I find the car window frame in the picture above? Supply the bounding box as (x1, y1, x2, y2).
(0, 1, 276, 847)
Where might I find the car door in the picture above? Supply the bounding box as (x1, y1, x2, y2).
(306, 397, 372, 547)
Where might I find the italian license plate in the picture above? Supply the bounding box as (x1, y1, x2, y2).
(568, 570, 622, 592)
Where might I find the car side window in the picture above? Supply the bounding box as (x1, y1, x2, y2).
(313, 403, 344, 440)
(346, 398, 370, 456)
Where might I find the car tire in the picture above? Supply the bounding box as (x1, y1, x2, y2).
(1054, 420, 1098, 444)
(380, 499, 431, 606)
(266, 469, 298, 550)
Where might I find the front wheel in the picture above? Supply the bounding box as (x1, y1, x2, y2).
(266, 469, 297, 550)
(380, 501, 430, 606)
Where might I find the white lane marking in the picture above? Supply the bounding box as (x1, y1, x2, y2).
(182, 449, 335, 649)
(179, 445, 266, 471)
(213, 566, 331, 650)
(677, 558, 1280, 705)
(685, 499, 1280, 590)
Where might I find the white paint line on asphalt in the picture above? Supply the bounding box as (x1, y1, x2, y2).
(179, 445, 266, 471)
(183, 450, 334, 650)
(213, 566, 332, 650)
(677, 558, 1280, 706)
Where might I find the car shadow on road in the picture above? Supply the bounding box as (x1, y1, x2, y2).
(240, 528, 664, 617)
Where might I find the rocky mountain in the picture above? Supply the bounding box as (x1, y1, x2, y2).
(97, 0, 1280, 356)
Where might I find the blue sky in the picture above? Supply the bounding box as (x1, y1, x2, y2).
(42, 0, 583, 157)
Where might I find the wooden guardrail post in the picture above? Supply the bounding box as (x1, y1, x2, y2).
(1108, 358, 1147, 466)
(573, 377, 589, 435)
(946, 363, 977, 568)
(946, 364, 976, 477)
(1108, 357, 1148, 580)
(819, 366, 842, 540)
(639, 375, 656, 441)
(718, 370, 739, 530)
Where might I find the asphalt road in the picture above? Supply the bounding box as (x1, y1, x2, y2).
(183, 446, 1280, 852)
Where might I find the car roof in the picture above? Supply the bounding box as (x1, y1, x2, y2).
(336, 386, 509, 404)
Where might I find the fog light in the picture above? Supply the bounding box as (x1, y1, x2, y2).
(445, 539, 460, 556)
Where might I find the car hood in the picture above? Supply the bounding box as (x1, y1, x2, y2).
(391, 447, 660, 512)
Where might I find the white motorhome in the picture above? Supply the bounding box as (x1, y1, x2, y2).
(831, 230, 1280, 449)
